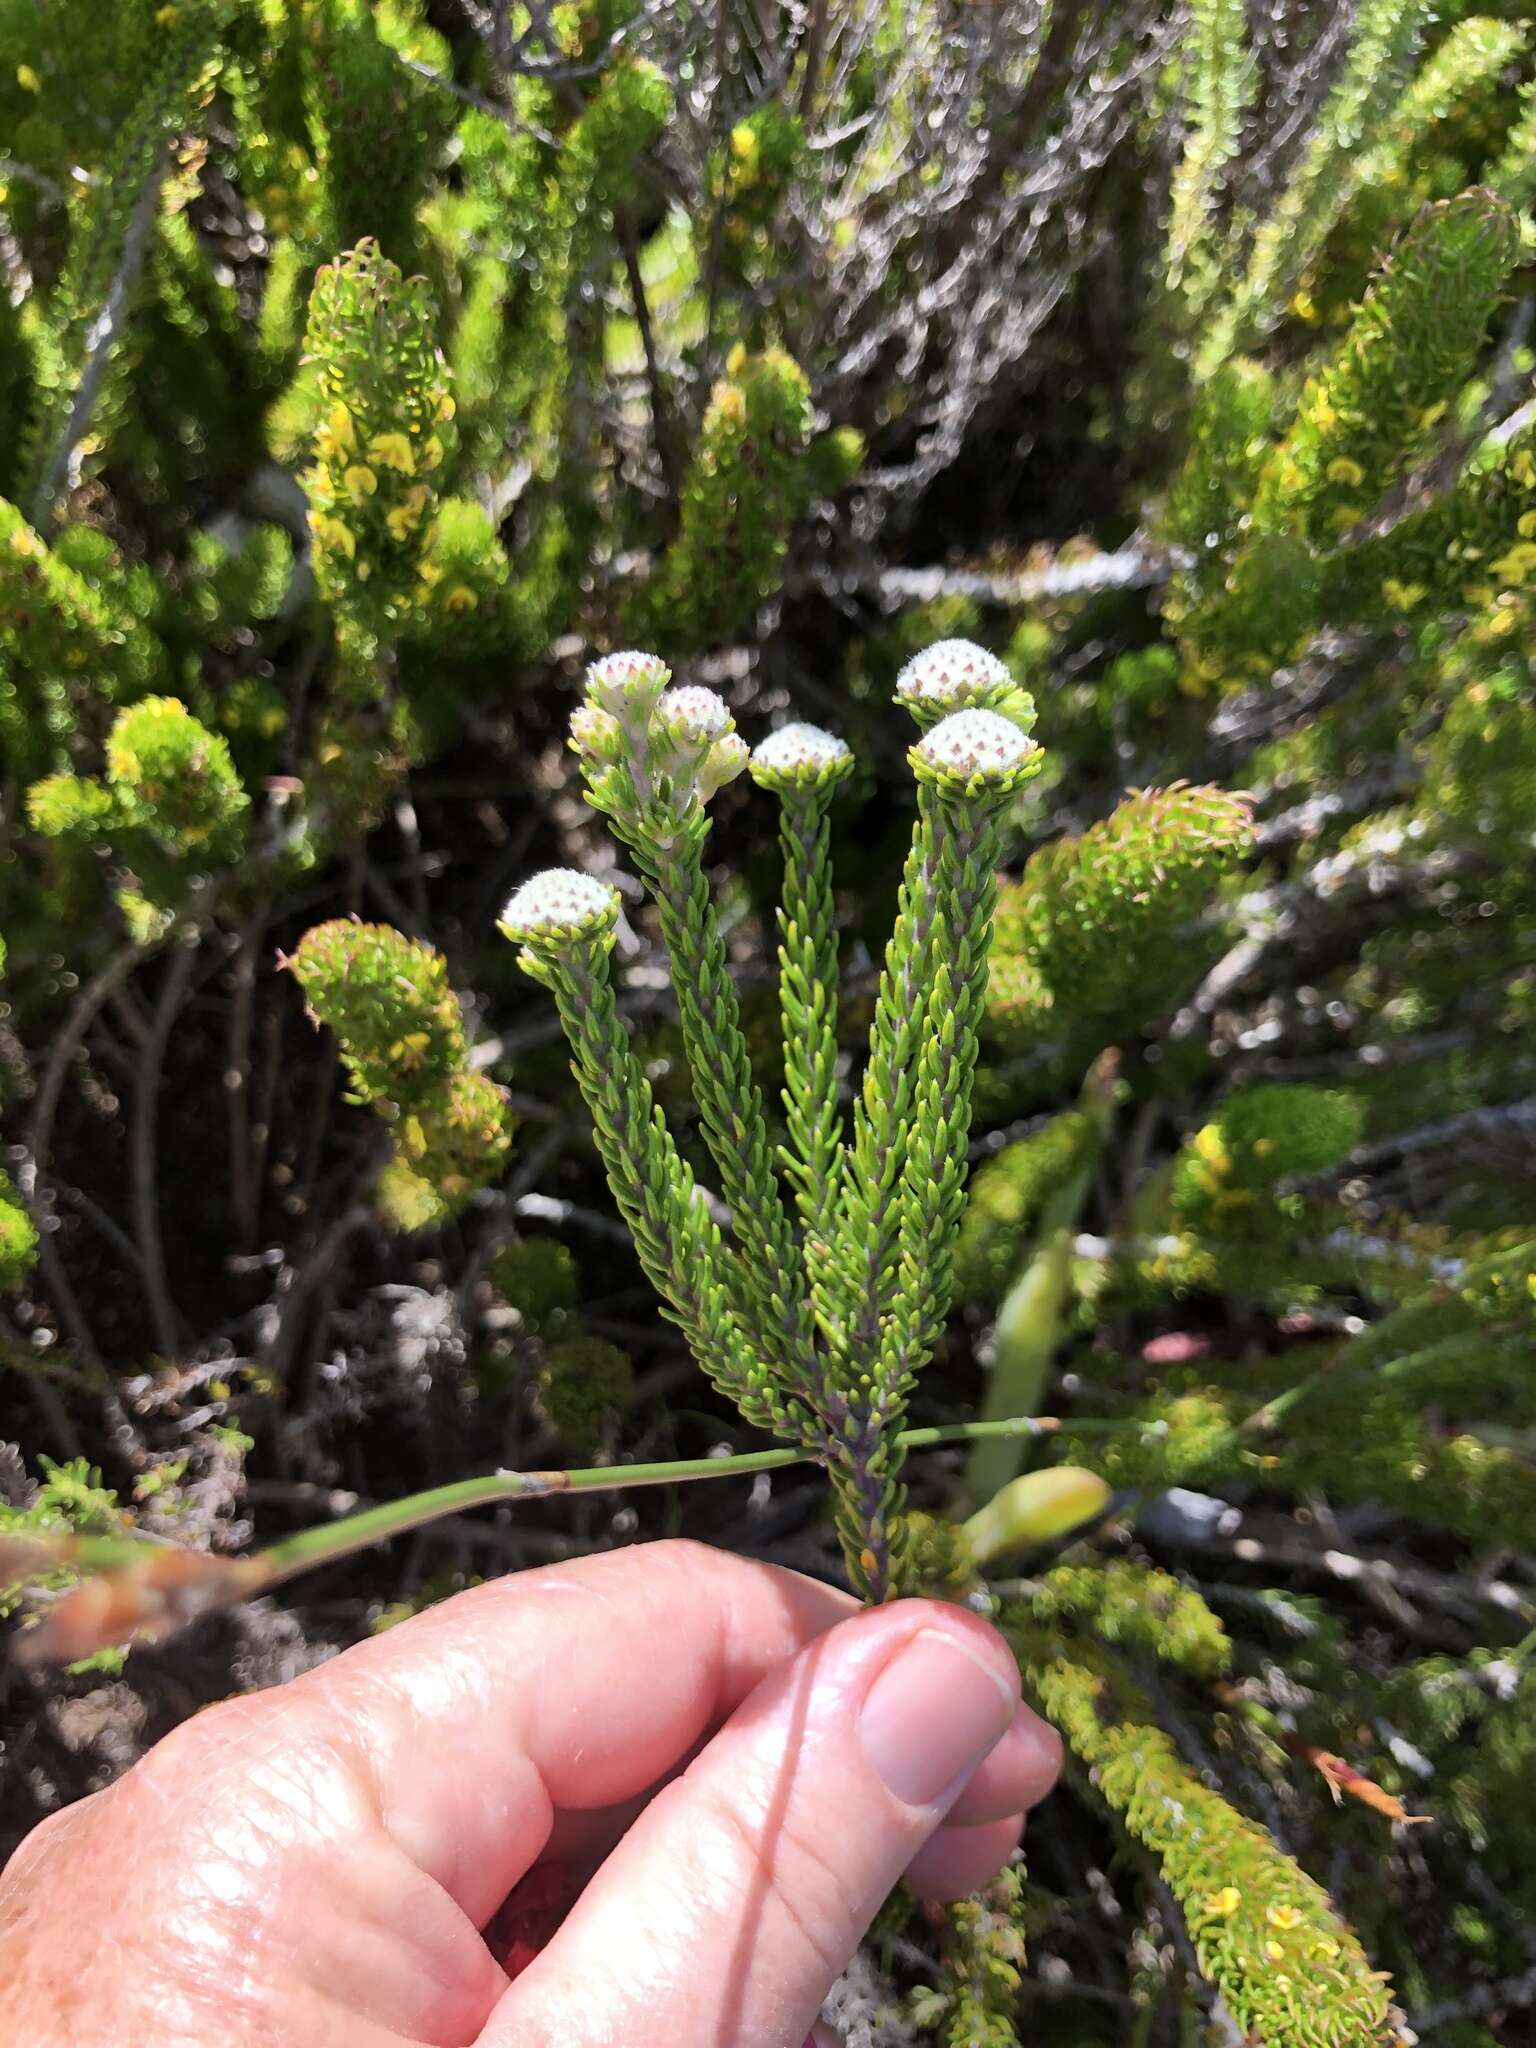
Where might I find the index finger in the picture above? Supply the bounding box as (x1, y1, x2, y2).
(292, 1538, 856, 1927)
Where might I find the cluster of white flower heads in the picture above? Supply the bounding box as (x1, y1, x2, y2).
(500, 868, 619, 941)
(895, 638, 1013, 709)
(750, 721, 853, 781)
(916, 707, 1036, 780)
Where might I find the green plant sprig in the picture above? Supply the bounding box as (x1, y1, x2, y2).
(511, 641, 1043, 1600)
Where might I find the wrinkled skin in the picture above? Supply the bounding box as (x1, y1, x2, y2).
(0, 1541, 1060, 2048)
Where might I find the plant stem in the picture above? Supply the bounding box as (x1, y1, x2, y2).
(644, 838, 815, 1378)
(775, 790, 845, 1257)
(258, 1414, 1140, 1585)
(9, 1413, 1159, 1665)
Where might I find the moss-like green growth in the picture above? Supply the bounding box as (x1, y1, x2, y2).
(0, 1172, 39, 1292)
(956, 1113, 1097, 1306)
(491, 1236, 582, 1330)
(1170, 1083, 1365, 1230)
(535, 1333, 634, 1449)
(987, 784, 1254, 1050)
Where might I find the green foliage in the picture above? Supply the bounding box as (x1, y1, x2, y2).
(491, 1236, 582, 1331)
(956, 1114, 1096, 1307)
(0, 1456, 131, 1675)
(987, 784, 1254, 1050)
(28, 695, 249, 932)
(1251, 193, 1518, 551)
(910, 1864, 1029, 2048)
(287, 918, 466, 1107)
(0, 503, 163, 780)
(1027, 1559, 1232, 1682)
(299, 0, 450, 266)
(1198, 0, 1435, 369)
(1420, 676, 1536, 846)
(1168, 1083, 1366, 1241)
(299, 240, 459, 664)
(1164, 0, 1256, 315)
(20, 0, 235, 515)
(6, 6, 1536, 2035)
(1173, 191, 1522, 680)
(104, 695, 250, 856)
(630, 347, 817, 649)
(0, 1173, 38, 1291)
(379, 1068, 515, 1234)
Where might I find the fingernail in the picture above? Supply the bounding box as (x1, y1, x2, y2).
(859, 1627, 1017, 1807)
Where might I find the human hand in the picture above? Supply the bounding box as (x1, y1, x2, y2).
(0, 1539, 1061, 2047)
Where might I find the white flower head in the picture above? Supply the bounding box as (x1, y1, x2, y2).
(585, 649, 671, 719)
(896, 639, 1013, 710)
(894, 638, 1036, 736)
(655, 684, 732, 747)
(499, 869, 620, 946)
(915, 708, 1036, 784)
(749, 721, 854, 794)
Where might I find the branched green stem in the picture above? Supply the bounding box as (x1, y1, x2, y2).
(822, 789, 947, 1367)
(639, 820, 817, 1380)
(543, 933, 822, 1446)
(835, 800, 1006, 1599)
(775, 790, 845, 1255)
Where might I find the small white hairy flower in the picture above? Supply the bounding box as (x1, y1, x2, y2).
(500, 869, 619, 942)
(895, 638, 1013, 709)
(751, 722, 851, 777)
(568, 703, 624, 764)
(655, 684, 732, 746)
(917, 708, 1035, 780)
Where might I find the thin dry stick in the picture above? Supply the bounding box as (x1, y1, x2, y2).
(33, 155, 170, 527)
(224, 902, 268, 1248)
(21, 944, 147, 1373)
(130, 941, 198, 1358)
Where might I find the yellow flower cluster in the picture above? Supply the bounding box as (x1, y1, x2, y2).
(1011, 1620, 1399, 2046)
(304, 390, 454, 601)
(298, 243, 459, 639)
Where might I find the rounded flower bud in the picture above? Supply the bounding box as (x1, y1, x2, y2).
(961, 1468, 1111, 1568)
(697, 731, 750, 801)
(568, 704, 625, 767)
(499, 869, 620, 947)
(585, 650, 671, 720)
(650, 687, 740, 805)
(654, 684, 732, 748)
(748, 721, 854, 796)
(895, 638, 1037, 734)
(913, 708, 1038, 795)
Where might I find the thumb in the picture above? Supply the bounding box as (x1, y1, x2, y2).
(479, 1598, 1022, 2048)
